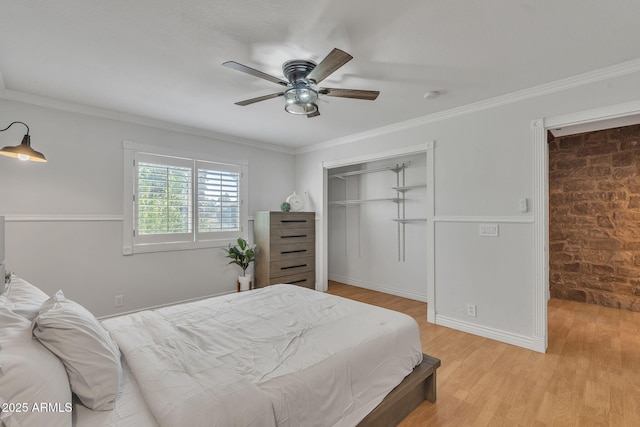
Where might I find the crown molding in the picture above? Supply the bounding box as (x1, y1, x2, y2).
(4, 56, 640, 158)
(544, 99, 640, 130)
(0, 81, 294, 156)
(297, 57, 640, 155)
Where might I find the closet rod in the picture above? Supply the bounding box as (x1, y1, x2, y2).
(330, 161, 412, 179)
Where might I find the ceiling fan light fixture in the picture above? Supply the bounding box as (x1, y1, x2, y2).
(284, 101, 318, 115)
(284, 87, 319, 115)
(225, 48, 378, 116)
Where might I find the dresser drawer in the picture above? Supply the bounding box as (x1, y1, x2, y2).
(269, 256, 314, 279)
(268, 271, 315, 289)
(269, 227, 314, 245)
(270, 241, 315, 261)
(269, 212, 314, 230)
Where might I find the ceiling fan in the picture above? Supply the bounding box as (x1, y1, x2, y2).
(223, 48, 380, 118)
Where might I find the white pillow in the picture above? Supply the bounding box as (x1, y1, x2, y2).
(0, 307, 72, 427)
(0, 276, 49, 320)
(33, 290, 122, 411)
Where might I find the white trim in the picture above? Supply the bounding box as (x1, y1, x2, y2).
(434, 215, 534, 224)
(531, 119, 549, 353)
(321, 143, 430, 169)
(122, 145, 135, 255)
(0, 87, 294, 155)
(435, 314, 539, 352)
(426, 141, 436, 323)
(298, 58, 640, 155)
(544, 99, 640, 130)
(317, 182, 327, 293)
(0, 201, 250, 227)
(3, 214, 123, 222)
(328, 274, 427, 303)
(124, 239, 237, 254)
(98, 289, 236, 320)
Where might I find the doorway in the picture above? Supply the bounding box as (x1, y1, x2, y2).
(548, 124, 640, 312)
(532, 100, 640, 352)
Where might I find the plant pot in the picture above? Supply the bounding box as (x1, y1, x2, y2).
(237, 275, 252, 292)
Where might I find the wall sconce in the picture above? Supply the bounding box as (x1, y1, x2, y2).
(0, 121, 47, 162)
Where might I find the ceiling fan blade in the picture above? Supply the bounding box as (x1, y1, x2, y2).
(307, 110, 320, 118)
(319, 88, 380, 100)
(235, 92, 285, 106)
(306, 48, 353, 84)
(223, 61, 289, 86)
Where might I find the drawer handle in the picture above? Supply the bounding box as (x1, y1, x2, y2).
(281, 220, 307, 223)
(281, 234, 307, 239)
(281, 264, 307, 270)
(280, 249, 307, 255)
(289, 279, 308, 284)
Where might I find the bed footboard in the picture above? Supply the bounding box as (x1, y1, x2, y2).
(357, 353, 441, 427)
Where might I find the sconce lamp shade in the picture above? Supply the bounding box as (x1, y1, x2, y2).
(0, 122, 47, 162)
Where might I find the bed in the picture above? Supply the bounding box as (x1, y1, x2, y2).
(1, 269, 439, 426)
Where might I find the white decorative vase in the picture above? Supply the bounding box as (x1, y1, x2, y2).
(238, 275, 252, 292)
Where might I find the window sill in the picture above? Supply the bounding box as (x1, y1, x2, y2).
(123, 238, 237, 255)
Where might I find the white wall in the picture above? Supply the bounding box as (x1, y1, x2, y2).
(295, 70, 640, 351)
(0, 99, 295, 316)
(327, 154, 427, 301)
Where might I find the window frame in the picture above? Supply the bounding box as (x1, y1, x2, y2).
(122, 141, 248, 255)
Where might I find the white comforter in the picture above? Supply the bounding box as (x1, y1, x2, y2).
(102, 284, 422, 427)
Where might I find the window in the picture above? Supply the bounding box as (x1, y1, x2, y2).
(122, 142, 247, 254)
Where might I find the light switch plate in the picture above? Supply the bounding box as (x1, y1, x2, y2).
(479, 224, 499, 237)
(519, 198, 528, 213)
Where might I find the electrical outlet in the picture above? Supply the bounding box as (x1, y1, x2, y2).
(114, 295, 124, 308)
(466, 304, 477, 317)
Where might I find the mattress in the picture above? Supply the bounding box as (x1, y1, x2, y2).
(77, 284, 422, 427)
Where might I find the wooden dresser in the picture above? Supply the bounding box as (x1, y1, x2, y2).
(253, 211, 315, 289)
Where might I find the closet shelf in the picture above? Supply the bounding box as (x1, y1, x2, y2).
(329, 160, 422, 263)
(392, 185, 427, 193)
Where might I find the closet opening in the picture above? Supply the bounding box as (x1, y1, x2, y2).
(321, 145, 431, 303)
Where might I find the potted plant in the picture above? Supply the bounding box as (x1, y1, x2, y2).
(223, 237, 256, 291)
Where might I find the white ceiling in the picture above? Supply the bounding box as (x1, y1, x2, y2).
(2, 0, 640, 150)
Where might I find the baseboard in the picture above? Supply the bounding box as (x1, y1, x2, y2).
(435, 314, 542, 352)
(97, 289, 236, 320)
(530, 334, 547, 353)
(328, 274, 428, 302)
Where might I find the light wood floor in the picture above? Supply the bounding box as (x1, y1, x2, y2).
(327, 281, 640, 427)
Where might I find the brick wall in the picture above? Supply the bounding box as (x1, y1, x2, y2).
(549, 124, 640, 312)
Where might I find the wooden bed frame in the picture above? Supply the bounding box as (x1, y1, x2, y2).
(358, 353, 441, 427)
